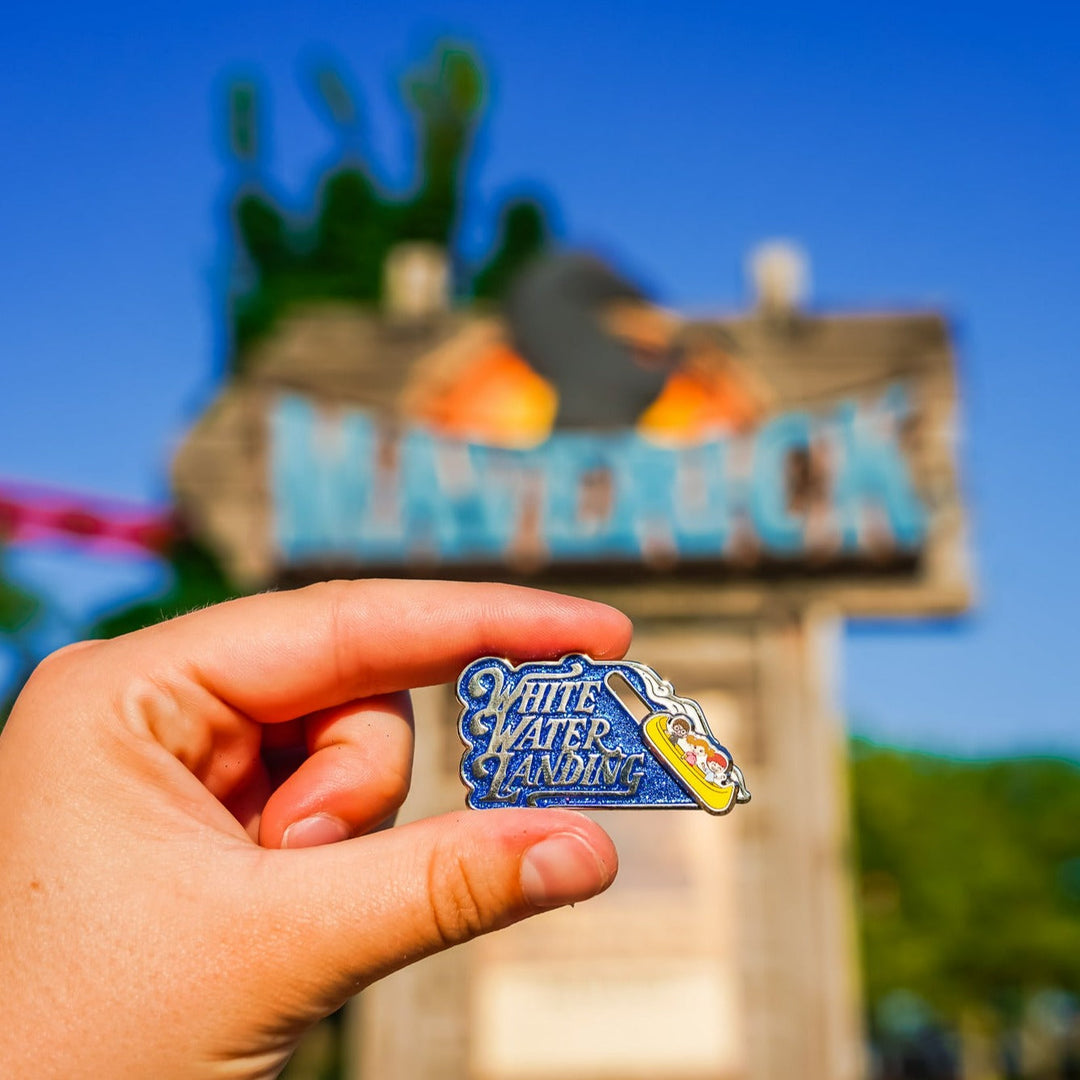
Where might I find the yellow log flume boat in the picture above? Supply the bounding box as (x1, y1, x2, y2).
(642, 712, 746, 814)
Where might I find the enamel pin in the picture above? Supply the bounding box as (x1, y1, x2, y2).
(457, 654, 750, 814)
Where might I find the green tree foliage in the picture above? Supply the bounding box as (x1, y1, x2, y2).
(852, 738, 1080, 1028)
(226, 43, 555, 366)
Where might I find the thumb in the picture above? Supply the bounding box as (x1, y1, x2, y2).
(258, 809, 616, 1006)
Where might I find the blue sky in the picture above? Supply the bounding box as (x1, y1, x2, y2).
(1, 1, 1077, 754)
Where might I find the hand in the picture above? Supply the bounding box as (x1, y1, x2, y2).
(0, 580, 631, 1079)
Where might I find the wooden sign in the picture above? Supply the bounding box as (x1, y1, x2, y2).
(173, 280, 968, 620)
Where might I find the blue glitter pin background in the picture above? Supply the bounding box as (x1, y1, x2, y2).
(457, 654, 697, 810)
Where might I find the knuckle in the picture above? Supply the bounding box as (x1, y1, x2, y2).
(308, 580, 362, 690)
(426, 837, 489, 949)
(112, 671, 212, 768)
(20, 640, 100, 698)
(36, 638, 98, 675)
(304, 578, 362, 616)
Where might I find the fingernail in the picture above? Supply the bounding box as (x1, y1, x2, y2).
(282, 814, 350, 849)
(520, 832, 611, 909)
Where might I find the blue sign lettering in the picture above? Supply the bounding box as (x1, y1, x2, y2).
(269, 385, 927, 568)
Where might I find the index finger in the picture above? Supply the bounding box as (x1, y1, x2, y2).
(116, 579, 633, 723)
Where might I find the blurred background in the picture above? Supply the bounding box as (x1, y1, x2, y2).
(2, 3, 1079, 1078)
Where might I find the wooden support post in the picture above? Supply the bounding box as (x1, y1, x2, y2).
(735, 608, 864, 1080)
